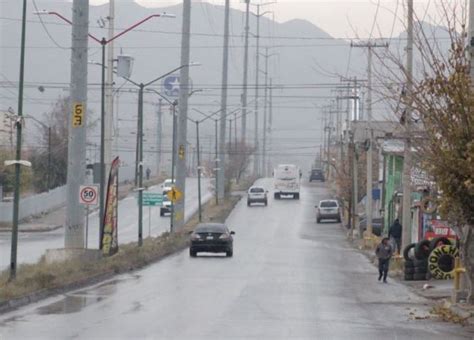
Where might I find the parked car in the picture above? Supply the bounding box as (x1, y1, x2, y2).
(316, 199, 341, 223)
(247, 186, 268, 206)
(189, 223, 235, 257)
(358, 217, 383, 236)
(160, 192, 172, 216)
(309, 168, 325, 182)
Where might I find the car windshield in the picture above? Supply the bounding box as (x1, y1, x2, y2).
(312, 170, 322, 174)
(195, 224, 227, 233)
(250, 187, 264, 193)
(320, 201, 337, 208)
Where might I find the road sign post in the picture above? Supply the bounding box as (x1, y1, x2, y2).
(79, 185, 99, 249)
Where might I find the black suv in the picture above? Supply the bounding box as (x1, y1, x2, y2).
(309, 169, 325, 182)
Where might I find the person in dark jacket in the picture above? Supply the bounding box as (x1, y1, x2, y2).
(375, 237, 393, 283)
(388, 218, 402, 254)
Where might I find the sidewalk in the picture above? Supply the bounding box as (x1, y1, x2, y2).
(0, 177, 163, 233)
(347, 230, 474, 326)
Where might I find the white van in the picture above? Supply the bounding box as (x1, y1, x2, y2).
(273, 164, 301, 199)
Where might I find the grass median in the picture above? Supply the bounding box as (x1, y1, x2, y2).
(0, 195, 241, 306)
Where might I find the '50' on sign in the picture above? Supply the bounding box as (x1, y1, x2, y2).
(73, 103, 84, 128)
(79, 185, 99, 205)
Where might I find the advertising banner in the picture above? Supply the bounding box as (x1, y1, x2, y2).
(101, 157, 120, 256)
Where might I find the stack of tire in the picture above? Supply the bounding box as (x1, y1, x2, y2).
(403, 237, 452, 281)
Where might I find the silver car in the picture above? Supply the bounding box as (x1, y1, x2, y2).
(316, 200, 341, 223)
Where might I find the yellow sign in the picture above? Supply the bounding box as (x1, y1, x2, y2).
(178, 145, 185, 160)
(167, 186, 182, 203)
(73, 103, 84, 127)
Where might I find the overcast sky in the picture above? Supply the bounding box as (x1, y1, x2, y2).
(89, 0, 444, 39)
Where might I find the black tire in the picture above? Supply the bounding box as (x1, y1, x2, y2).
(274, 193, 280, 199)
(404, 273, 414, 281)
(336, 217, 341, 223)
(403, 243, 417, 261)
(430, 237, 451, 251)
(414, 266, 427, 274)
(413, 272, 427, 281)
(189, 249, 197, 257)
(404, 259, 415, 268)
(226, 249, 233, 257)
(160, 210, 164, 217)
(415, 240, 431, 260)
(264, 200, 268, 206)
(404, 267, 415, 275)
(413, 258, 428, 267)
(294, 193, 300, 200)
(247, 200, 251, 206)
(317, 217, 321, 223)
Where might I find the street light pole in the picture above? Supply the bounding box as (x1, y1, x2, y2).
(99, 39, 106, 246)
(137, 84, 144, 246)
(170, 101, 177, 232)
(214, 119, 219, 205)
(9, 0, 28, 280)
(196, 121, 202, 222)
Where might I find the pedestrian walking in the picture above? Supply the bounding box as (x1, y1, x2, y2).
(388, 218, 402, 254)
(375, 237, 393, 283)
(146, 167, 151, 181)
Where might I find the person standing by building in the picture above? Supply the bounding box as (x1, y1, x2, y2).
(375, 237, 393, 283)
(389, 218, 402, 254)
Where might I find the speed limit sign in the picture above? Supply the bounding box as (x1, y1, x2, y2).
(79, 185, 99, 205)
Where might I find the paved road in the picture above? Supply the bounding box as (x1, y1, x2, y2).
(1, 180, 472, 339)
(0, 178, 212, 269)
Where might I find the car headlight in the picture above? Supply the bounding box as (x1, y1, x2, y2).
(219, 233, 230, 240)
(191, 234, 201, 241)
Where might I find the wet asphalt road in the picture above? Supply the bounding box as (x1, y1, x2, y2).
(0, 178, 212, 269)
(1, 179, 472, 339)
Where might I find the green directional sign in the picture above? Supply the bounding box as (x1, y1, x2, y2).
(141, 192, 164, 206)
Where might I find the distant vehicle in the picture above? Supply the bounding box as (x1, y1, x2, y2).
(162, 178, 175, 194)
(247, 186, 268, 206)
(160, 191, 172, 216)
(189, 223, 235, 257)
(309, 168, 325, 182)
(358, 217, 383, 236)
(273, 164, 301, 199)
(316, 199, 341, 223)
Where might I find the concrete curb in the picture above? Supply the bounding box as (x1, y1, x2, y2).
(0, 225, 63, 233)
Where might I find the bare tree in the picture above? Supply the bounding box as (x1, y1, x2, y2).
(373, 2, 474, 300)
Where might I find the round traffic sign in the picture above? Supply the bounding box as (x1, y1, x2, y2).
(79, 185, 99, 205)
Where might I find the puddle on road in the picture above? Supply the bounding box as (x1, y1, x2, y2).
(36, 295, 104, 315)
(35, 274, 141, 315)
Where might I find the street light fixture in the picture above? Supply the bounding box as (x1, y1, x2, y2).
(35, 10, 175, 249)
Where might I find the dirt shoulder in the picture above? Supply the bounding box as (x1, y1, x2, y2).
(0, 194, 242, 314)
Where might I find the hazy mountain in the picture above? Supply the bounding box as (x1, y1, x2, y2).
(2, 1, 449, 172)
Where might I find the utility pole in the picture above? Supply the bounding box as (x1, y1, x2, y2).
(253, 4, 261, 176)
(104, 0, 115, 178)
(218, 0, 230, 200)
(196, 121, 202, 222)
(402, 0, 414, 252)
(241, 0, 250, 142)
(175, 0, 192, 231)
(65, 0, 89, 249)
(156, 98, 163, 175)
(261, 47, 269, 176)
(268, 78, 273, 175)
(351, 41, 388, 236)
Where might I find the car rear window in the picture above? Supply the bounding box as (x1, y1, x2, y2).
(320, 201, 337, 208)
(195, 224, 227, 233)
(250, 188, 264, 193)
